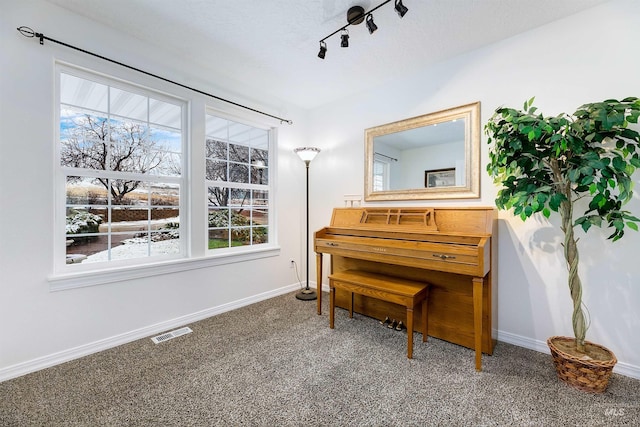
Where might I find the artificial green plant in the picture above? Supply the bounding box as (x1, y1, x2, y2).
(485, 97, 640, 353)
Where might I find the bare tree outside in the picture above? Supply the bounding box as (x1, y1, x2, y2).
(205, 138, 268, 209)
(61, 112, 177, 204)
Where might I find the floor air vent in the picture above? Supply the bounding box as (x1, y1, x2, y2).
(151, 326, 192, 344)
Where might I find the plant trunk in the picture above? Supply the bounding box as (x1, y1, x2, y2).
(552, 159, 587, 353)
(559, 200, 587, 352)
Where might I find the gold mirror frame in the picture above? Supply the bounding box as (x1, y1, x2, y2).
(364, 102, 480, 201)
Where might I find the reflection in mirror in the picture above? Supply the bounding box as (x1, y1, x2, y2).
(365, 102, 480, 201)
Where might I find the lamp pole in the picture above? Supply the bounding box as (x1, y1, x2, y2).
(294, 147, 320, 301)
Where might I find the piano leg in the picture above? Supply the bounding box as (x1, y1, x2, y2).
(422, 291, 428, 343)
(406, 307, 414, 359)
(348, 292, 354, 318)
(329, 286, 335, 329)
(316, 253, 323, 315)
(473, 277, 483, 371)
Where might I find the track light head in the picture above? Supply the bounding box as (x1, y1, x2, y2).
(340, 29, 349, 48)
(366, 14, 377, 34)
(394, 0, 408, 18)
(318, 41, 327, 59)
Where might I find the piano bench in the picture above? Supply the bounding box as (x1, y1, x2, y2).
(328, 270, 430, 359)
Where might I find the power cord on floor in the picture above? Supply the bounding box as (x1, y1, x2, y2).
(291, 260, 305, 290)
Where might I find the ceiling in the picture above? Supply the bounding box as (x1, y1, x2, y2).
(44, 0, 611, 111)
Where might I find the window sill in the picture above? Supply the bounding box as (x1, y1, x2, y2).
(48, 246, 281, 292)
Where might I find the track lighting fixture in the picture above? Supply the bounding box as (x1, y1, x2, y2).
(394, 0, 408, 18)
(316, 0, 408, 59)
(365, 14, 378, 34)
(341, 29, 349, 48)
(318, 41, 327, 59)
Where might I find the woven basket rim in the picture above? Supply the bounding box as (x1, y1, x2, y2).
(547, 335, 617, 368)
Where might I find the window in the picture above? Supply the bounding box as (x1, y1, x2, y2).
(59, 68, 186, 269)
(205, 113, 271, 251)
(373, 158, 389, 191)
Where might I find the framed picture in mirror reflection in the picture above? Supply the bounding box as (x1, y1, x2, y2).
(425, 168, 455, 188)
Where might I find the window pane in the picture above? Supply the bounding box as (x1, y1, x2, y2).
(66, 176, 108, 206)
(149, 98, 181, 129)
(205, 116, 230, 141)
(251, 148, 268, 167)
(110, 88, 147, 121)
(206, 139, 227, 159)
(230, 227, 252, 247)
(229, 143, 249, 163)
(230, 189, 250, 207)
(60, 110, 110, 169)
(251, 165, 268, 185)
(150, 207, 179, 221)
(227, 122, 253, 145)
(66, 230, 108, 263)
(206, 159, 227, 181)
(111, 206, 148, 223)
(149, 152, 181, 177)
(252, 207, 268, 225)
(229, 164, 249, 184)
(109, 180, 143, 206)
(151, 184, 179, 207)
(150, 230, 181, 256)
(150, 126, 181, 153)
(61, 73, 108, 112)
(207, 187, 228, 207)
(109, 231, 150, 261)
(253, 225, 268, 244)
(208, 207, 230, 227)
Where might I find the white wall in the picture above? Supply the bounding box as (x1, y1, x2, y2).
(0, 0, 310, 380)
(307, 0, 640, 378)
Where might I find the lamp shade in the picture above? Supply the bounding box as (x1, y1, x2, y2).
(294, 147, 321, 163)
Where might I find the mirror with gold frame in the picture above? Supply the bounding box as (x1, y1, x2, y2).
(364, 102, 480, 201)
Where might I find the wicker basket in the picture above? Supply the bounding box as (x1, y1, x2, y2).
(547, 336, 617, 393)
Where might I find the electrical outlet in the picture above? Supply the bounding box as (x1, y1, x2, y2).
(289, 259, 295, 268)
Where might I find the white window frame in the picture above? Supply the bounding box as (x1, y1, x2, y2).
(49, 62, 281, 291)
(204, 108, 276, 255)
(54, 64, 189, 278)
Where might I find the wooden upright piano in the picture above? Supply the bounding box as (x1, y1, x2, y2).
(314, 207, 497, 371)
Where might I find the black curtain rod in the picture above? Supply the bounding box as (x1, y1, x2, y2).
(374, 152, 398, 162)
(17, 26, 293, 125)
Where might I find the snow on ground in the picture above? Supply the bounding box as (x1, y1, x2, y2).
(84, 239, 180, 263)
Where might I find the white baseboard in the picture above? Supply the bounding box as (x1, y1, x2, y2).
(497, 330, 640, 380)
(0, 283, 300, 383)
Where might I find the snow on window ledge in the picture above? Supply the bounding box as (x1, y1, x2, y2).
(48, 246, 281, 291)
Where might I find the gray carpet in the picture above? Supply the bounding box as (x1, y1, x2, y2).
(1, 291, 639, 426)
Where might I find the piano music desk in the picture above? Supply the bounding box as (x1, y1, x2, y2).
(329, 270, 429, 359)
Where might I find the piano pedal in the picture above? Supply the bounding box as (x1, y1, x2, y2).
(395, 321, 406, 332)
(388, 319, 398, 329)
(379, 316, 391, 326)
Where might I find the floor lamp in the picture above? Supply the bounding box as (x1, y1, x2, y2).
(294, 147, 321, 301)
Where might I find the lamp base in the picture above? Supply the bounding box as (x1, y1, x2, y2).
(295, 288, 317, 301)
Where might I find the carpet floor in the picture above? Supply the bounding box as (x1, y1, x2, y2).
(1, 291, 639, 426)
